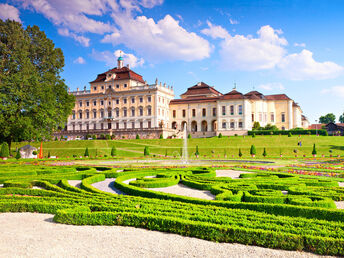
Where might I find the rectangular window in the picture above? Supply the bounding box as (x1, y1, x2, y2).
(252, 114, 254, 122)
(131, 109, 135, 117)
(124, 84, 127, 88)
(238, 105, 243, 115)
(86, 112, 89, 119)
(79, 112, 82, 119)
(79, 124, 82, 131)
(123, 109, 127, 117)
(93, 86, 97, 91)
(230, 122, 235, 128)
(79, 101, 82, 107)
(222, 106, 226, 116)
(72, 113, 76, 120)
(148, 120, 151, 128)
(116, 122, 119, 129)
(108, 123, 111, 129)
(108, 111, 112, 118)
(132, 122, 135, 129)
(108, 85, 111, 89)
(230, 105, 234, 115)
(72, 124, 75, 131)
(192, 109, 196, 117)
(139, 108, 143, 116)
(222, 122, 226, 129)
(140, 122, 143, 129)
(271, 113, 274, 122)
(259, 113, 262, 121)
(86, 101, 89, 107)
(213, 108, 216, 116)
(93, 111, 96, 118)
(100, 100, 104, 105)
(202, 108, 206, 117)
(182, 109, 186, 118)
(148, 108, 151, 116)
(116, 84, 119, 89)
(147, 96, 151, 102)
(93, 101, 96, 106)
(282, 113, 285, 122)
(124, 122, 127, 129)
(93, 124, 96, 130)
(86, 124, 89, 130)
(116, 109, 119, 117)
(239, 121, 243, 128)
(101, 86, 104, 90)
(173, 110, 176, 118)
(116, 99, 119, 104)
(101, 111, 104, 118)
(123, 98, 127, 104)
(139, 97, 143, 103)
(131, 97, 135, 104)
(101, 123, 104, 129)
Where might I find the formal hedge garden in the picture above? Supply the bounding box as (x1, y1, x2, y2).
(0, 164, 344, 255)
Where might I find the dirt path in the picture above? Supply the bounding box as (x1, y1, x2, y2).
(0, 213, 322, 258)
(216, 169, 252, 179)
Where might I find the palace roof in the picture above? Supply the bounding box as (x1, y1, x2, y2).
(220, 89, 246, 100)
(265, 94, 291, 100)
(244, 90, 266, 100)
(170, 96, 220, 104)
(90, 66, 145, 84)
(180, 82, 223, 99)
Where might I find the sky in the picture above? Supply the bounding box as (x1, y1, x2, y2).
(0, 0, 344, 123)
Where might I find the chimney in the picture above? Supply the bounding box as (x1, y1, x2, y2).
(77, 87, 79, 92)
(155, 78, 158, 85)
(127, 64, 130, 69)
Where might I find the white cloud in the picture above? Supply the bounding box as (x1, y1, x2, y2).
(278, 49, 344, 80)
(217, 25, 288, 70)
(259, 82, 285, 91)
(58, 28, 90, 47)
(103, 14, 211, 62)
(321, 86, 344, 98)
(294, 42, 306, 48)
(201, 21, 229, 39)
(0, 4, 21, 23)
(73, 56, 86, 64)
(91, 49, 144, 68)
(229, 18, 239, 25)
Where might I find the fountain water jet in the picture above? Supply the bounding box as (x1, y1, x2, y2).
(181, 126, 188, 164)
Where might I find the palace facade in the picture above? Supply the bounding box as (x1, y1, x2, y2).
(58, 58, 308, 139)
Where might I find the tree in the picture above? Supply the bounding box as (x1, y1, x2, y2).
(218, 133, 223, 138)
(15, 149, 21, 159)
(84, 147, 89, 157)
(250, 145, 256, 156)
(111, 146, 116, 157)
(238, 148, 243, 157)
(262, 148, 267, 157)
(263, 124, 279, 131)
(0, 143, 9, 158)
(252, 121, 260, 130)
(312, 144, 317, 156)
(195, 145, 200, 156)
(339, 113, 344, 123)
(144, 146, 150, 156)
(159, 134, 163, 139)
(319, 113, 336, 124)
(0, 20, 75, 149)
(136, 134, 140, 139)
(188, 134, 191, 139)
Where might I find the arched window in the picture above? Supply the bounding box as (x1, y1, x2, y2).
(131, 107, 135, 117)
(123, 108, 127, 117)
(139, 107, 143, 116)
(147, 106, 152, 116)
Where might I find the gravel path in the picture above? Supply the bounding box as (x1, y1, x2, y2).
(67, 180, 81, 188)
(0, 213, 323, 258)
(148, 183, 215, 200)
(335, 201, 344, 209)
(92, 178, 125, 195)
(339, 182, 344, 187)
(216, 169, 252, 179)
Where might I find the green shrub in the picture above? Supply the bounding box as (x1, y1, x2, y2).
(32, 151, 37, 156)
(15, 150, 21, 160)
(0, 143, 9, 158)
(100, 134, 105, 139)
(218, 133, 223, 138)
(238, 148, 243, 157)
(165, 149, 168, 157)
(48, 151, 51, 158)
(252, 133, 256, 138)
(312, 144, 317, 155)
(324, 131, 328, 136)
(144, 146, 150, 156)
(195, 145, 200, 156)
(188, 134, 191, 139)
(84, 147, 89, 157)
(136, 134, 140, 139)
(111, 146, 117, 157)
(159, 134, 163, 139)
(262, 148, 267, 157)
(250, 145, 256, 156)
(105, 135, 111, 140)
(92, 135, 97, 140)
(288, 132, 292, 137)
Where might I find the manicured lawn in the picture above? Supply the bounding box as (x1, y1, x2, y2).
(11, 135, 344, 158)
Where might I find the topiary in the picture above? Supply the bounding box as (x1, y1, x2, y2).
(250, 145, 256, 156)
(0, 143, 9, 158)
(111, 146, 117, 157)
(218, 133, 223, 138)
(144, 146, 150, 156)
(15, 150, 21, 160)
(312, 143, 317, 155)
(136, 134, 140, 139)
(187, 133, 191, 139)
(238, 148, 243, 157)
(262, 148, 267, 157)
(195, 145, 200, 156)
(159, 134, 163, 139)
(288, 132, 292, 137)
(92, 135, 97, 140)
(48, 151, 51, 158)
(84, 147, 89, 157)
(165, 149, 168, 157)
(324, 131, 329, 136)
(252, 133, 256, 138)
(54, 136, 58, 141)
(105, 135, 111, 140)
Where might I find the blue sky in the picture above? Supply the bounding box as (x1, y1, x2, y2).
(1, 0, 344, 123)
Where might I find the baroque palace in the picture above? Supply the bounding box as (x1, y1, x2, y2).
(60, 57, 309, 139)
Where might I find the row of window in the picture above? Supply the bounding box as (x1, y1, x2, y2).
(93, 84, 128, 91)
(72, 107, 152, 119)
(251, 113, 285, 123)
(221, 105, 243, 116)
(222, 121, 243, 129)
(172, 105, 243, 119)
(71, 120, 152, 131)
(78, 96, 151, 108)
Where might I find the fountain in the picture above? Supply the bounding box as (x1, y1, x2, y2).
(181, 126, 188, 164)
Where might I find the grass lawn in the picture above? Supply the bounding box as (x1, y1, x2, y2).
(10, 135, 344, 159)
